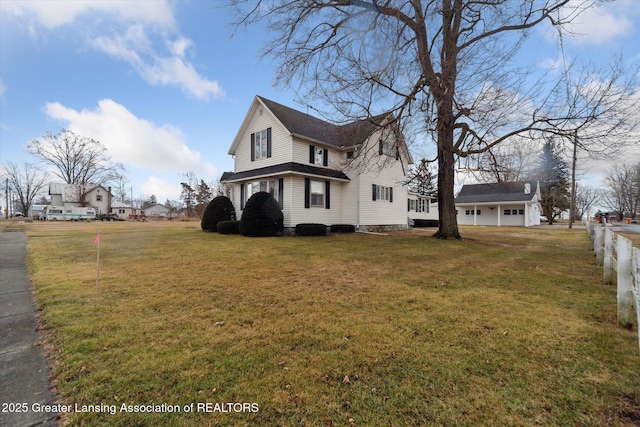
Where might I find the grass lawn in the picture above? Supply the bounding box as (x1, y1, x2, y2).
(19, 221, 640, 426)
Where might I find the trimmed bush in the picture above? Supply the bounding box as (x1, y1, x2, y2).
(239, 192, 284, 237)
(217, 220, 240, 234)
(330, 224, 356, 233)
(295, 223, 328, 236)
(201, 196, 236, 232)
(413, 219, 439, 228)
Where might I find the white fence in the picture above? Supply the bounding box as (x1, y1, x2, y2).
(584, 219, 640, 353)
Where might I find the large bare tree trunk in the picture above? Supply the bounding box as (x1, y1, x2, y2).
(434, 108, 461, 239)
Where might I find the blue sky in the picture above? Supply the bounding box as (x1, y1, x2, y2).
(1, 0, 639, 206)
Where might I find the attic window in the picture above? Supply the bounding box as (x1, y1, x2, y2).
(524, 183, 531, 194)
(259, 109, 264, 116)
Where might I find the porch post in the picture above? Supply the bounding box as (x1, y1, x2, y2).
(497, 204, 501, 227)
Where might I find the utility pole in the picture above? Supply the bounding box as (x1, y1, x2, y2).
(568, 130, 578, 230)
(5, 178, 8, 219)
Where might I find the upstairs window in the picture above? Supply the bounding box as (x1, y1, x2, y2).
(379, 139, 398, 159)
(309, 145, 328, 166)
(251, 128, 272, 161)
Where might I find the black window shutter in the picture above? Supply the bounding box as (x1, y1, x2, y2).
(408, 199, 411, 212)
(304, 178, 310, 209)
(379, 140, 383, 155)
(390, 187, 393, 202)
(325, 181, 330, 209)
(372, 184, 377, 201)
(250, 133, 255, 161)
(266, 128, 272, 158)
(309, 145, 315, 164)
(323, 149, 328, 167)
(396, 146, 399, 161)
(240, 184, 245, 210)
(278, 178, 284, 210)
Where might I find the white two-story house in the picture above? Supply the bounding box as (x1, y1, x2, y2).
(221, 96, 431, 232)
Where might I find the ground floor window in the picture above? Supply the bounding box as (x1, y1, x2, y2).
(310, 180, 325, 207)
(373, 184, 393, 202)
(242, 179, 282, 210)
(246, 179, 279, 202)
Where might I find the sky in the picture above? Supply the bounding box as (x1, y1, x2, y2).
(1, 0, 639, 209)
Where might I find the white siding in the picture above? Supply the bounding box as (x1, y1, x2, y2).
(292, 138, 347, 169)
(344, 132, 409, 227)
(234, 106, 293, 173)
(289, 176, 343, 227)
(456, 203, 530, 227)
(407, 194, 437, 221)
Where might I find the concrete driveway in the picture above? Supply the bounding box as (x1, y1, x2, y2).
(611, 223, 640, 235)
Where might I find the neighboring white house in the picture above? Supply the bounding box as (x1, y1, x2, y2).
(49, 183, 113, 214)
(221, 95, 427, 232)
(144, 203, 170, 218)
(111, 201, 144, 218)
(455, 181, 542, 227)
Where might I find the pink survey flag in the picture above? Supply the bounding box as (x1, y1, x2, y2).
(94, 232, 101, 244)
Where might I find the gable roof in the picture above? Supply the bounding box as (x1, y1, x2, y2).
(455, 181, 539, 204)
(258, 96, 382, 148)
(229, 95, 385, 154)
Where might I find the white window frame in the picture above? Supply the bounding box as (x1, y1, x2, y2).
(310, 180, 325, 207)
(245, 179, 279, 203)
(314, 147, 325, 165)
(254, 129, 269, 160)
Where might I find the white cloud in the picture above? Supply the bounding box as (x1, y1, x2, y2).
(0, 0, 175, 29)
(43, 99, 218, 178)
(93, 25, 224, 101)
(3, 0, 223, 101)
(0, 80, 6, 98)
(562, 0, 635, 44)
(141, 176, 183, 202)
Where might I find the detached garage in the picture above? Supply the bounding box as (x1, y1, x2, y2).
(455, 181, 542, 227)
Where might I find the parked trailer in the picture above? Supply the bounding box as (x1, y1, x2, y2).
(42, 205, 96, 221)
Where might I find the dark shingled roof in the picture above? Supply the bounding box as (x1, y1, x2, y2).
(220, 162, 350, 183)
(258, 96, 383, 148)
(455, 181, 539, 204)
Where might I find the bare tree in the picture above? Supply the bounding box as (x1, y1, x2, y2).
(573, 183, 601, 222)
(111, 171, 131, 203)
(545, 59, 640, 228)
(232, 0, 614, 239)
(2, 162, 49, 218)
(464, 140, 541, 184)
(604, 162, 640, 219)
(28, 129, 124, 205)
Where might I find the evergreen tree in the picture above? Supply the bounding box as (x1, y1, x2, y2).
(536, 141, 570, 225)
(195, 180, 213, 218)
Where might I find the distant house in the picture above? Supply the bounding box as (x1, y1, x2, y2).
(455, 181, 542, 227)
(110, 201, 143, 218)
(49, 183, 113, 214)
(144, 203, 170, 218)
(221, 95, 433, 232)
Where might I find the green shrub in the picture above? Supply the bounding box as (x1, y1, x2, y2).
(201, 196, 236, 232)
(295, 223, 328, 236)
(413, 219, 439, 228)
(217, 220, 241, 235)
(330, 224, 356, 233)
(239, 192, 284, 237)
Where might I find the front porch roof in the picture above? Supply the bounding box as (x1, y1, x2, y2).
(221, 162, 350, 183)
